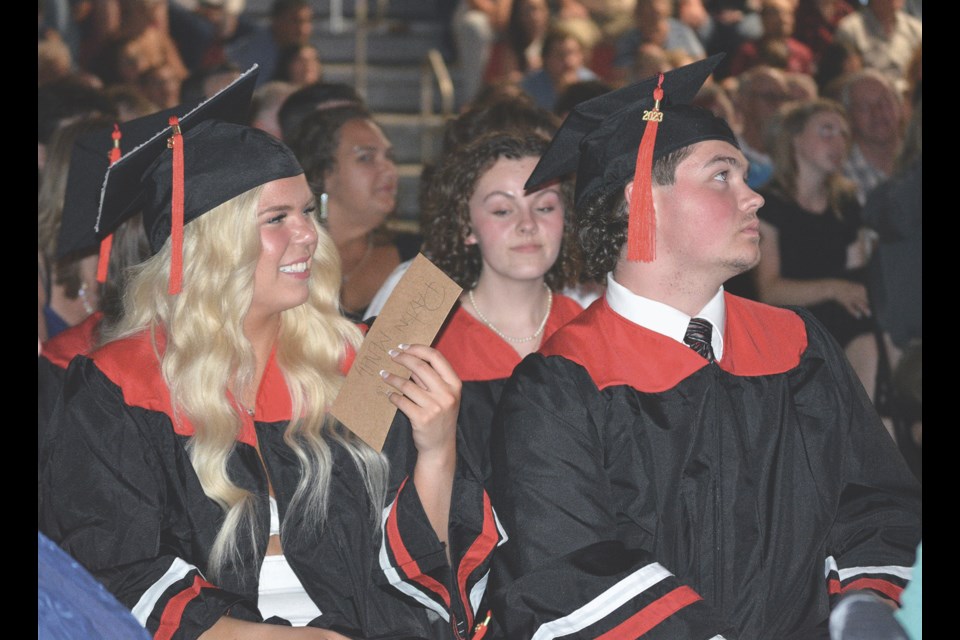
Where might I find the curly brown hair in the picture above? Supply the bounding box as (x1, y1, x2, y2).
(422, 131, 581, 290)
(577, 145, 694, 281)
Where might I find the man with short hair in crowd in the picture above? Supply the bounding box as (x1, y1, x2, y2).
(734, 65, 791, 189)
(841, 69, 904, 203)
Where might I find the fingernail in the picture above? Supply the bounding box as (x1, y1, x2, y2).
(398, 343, 410, 350)
(379, 369, 389, 379)
(388, 349, 399, 357)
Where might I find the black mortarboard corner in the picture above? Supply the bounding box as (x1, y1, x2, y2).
(59, 67, 258, 283)
(97, 65, 303, 294)
(56, 106, 181, 267)
(525, 54, 737, 262)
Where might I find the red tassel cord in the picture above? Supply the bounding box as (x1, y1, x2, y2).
(167, 116, 185, 295)
(627, 73, 664, 263)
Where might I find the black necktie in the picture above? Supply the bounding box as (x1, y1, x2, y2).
(684, 317, 715, 362)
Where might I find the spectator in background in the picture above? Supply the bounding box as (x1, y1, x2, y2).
(180, 63, 242, 104)
(840, 69, 904, 203)
(693, 81, 739, 127)
(816, 40, 863, 96)
(439, 92, 559, 152)
(485, 0, 551, 84)
(729, 0, 815, 76)
(277, 81, 366, 145)
(631, 43, 672, 81)
(206, 63, 243, 98)
(452, 0, 512, 105)
(89, 0, 188, 87)
(250, 80, 297, 139)
(786, 71, 818, 100)
(696, 0, 763, 78)
(38, 116, 115, 339)
(291, 107, 413, 320)
(903, 45, 921, 110)
(835, 0, 921, 92)
(613, 0, 705, 83)
(521, 24, 598, 110)
(793, 0, 855, 60)
(39, 35, 73, 86)
(735, 65, 791, 188)
(754, 99, 879, 399)
(168, 0, 249, 73)
(863, 96, 921, 364)
(104, 84, 160, 121)
(269, 0, 313, 51)
(228, 0, 313, 84)
(137, 63, 182, 108)
(38, 78, 116, 175)
(274, 43, 323, 86)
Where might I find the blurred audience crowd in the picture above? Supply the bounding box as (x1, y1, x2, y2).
(39, 0, 921, 483)
(38, 1, 921, 636)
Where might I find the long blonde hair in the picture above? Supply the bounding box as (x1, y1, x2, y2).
(767, 98, 858, 219)
(107, 183, 388, 579)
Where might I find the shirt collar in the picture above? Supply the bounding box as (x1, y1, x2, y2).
(605, 272, 727, 360)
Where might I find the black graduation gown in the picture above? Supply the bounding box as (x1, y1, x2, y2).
(39, 330, 499, 640)
(489, 293, 921, 639)
(38, 311, 103, 514)
(435, 295, 584, 496)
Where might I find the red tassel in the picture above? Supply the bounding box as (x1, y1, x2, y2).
(96, 234, 114, 283)
(96, 124, 124, 283)
(108, 123, 122, 164)
(167, 116, 185, 295)
(627, 73, 664, 263)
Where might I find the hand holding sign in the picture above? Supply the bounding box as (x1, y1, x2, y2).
(331, 254, 462, 451)
(381, 343, 461, 464)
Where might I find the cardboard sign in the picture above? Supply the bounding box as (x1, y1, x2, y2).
(331, 254, 462, 451)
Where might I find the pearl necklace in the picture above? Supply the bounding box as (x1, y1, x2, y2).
(468, 285, 553, 344)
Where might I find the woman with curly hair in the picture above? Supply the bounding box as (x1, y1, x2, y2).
(754, 98, 879, 398)
(423, 131, 582, 382)
(40, 88, 494, 638)
(291, 105, 419, 321)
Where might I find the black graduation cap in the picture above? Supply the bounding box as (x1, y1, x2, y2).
(55, 106, 179, 261)
(56, 65, 260, 283)
(526, 54, 737, 262)
(97, 65, 303, 294)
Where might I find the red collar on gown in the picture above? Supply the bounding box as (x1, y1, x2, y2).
(41, 311, 104, 368)
(434, 293, 583, 382)
(540, 292, 808, 392)
(91, 326, 358, 447)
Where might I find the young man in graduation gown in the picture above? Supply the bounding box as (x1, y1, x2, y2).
(487, 55, 921, 639)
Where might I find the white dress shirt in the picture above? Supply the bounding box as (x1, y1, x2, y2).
(605, 273, 727, 361)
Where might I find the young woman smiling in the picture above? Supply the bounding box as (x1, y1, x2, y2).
(40, 105, 494, 637)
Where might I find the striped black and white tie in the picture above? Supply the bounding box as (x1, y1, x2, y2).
(684, 317, 715, 362)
